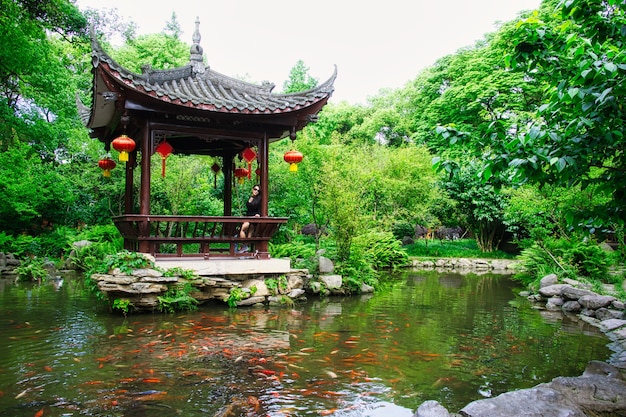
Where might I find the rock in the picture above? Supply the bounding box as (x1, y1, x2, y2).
(600, 319, 626, 332)
(414, 400, 450, 417)
(540, 273, 559, 288)
(561, 286, 596, 300)
(550, 372, 626, 414)
(237, 296, 265, 306)
(361, 283, 374, 293)
(320, 275, 342, 290)
(309, 281, 322, 294)
(91, 274, 137, 285)
(582, 360, 622, 378)
(140, 276, 179, 283)
(490, 260, 509, 271)
(562, 300, 582, 313)
(595, 308, 623, 320)
(242, 279, 270, 297)
(578, 294, 616, 310)
(5, 253, 20, 266)
(460, 387, 585, 417)
(132, 268, 163, 278)
(288, 274, 304, 290)
(545, 297, 564, 311)
(288, 288, 305, 299)
(72, 240, 93, 249)
(129, 282, 167, 293)
(301, 223, 321, 236)
(318, 256, 334, 274)
(456, 258, 472, 269)
(539, 284, 570, 298)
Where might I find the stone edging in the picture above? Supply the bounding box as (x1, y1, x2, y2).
(411, 258, 519, 274)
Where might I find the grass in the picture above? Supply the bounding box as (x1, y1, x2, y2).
(403, 239, 517, 260)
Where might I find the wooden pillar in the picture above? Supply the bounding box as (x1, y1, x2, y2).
(138, 122, 151, 253)
(124, 150, 136, 214)
(257, 132, 270, 256)
(260, 132, 269, 217)
(223, 153, 233, 216)
(139, 123, 151, 215)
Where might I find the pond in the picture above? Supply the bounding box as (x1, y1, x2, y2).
(0, 270, 611, 417)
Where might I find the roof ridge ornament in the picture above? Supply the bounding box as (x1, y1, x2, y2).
(190, 17, 206, 75)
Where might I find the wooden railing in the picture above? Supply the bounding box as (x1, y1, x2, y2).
(112, 215, 288, 258)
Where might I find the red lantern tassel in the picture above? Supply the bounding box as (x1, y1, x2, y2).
(161, 157, 166, 177)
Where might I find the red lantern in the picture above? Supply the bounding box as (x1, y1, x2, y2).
(241, 147, 257, 179)
(284, 149, 303, 172)
(211, 162, 221, 188)
(111, 134, 136, 162)
(155, 140, 174, 178)
(98, 157, 116, 177)
(234, 167, 249, 185)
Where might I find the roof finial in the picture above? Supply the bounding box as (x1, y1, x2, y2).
(190, 17, 205, 74)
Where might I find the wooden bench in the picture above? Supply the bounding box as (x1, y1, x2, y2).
(112, 215, 288, 258)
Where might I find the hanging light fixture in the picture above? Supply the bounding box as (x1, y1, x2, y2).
(98, 157, 116, 177)
(283, 127, 303, 172)
(283, 149, 303, 172)
(111, 134, 136, 162)
(155, 139, 174, 178)
(211, 162, 221, 188)
(241, 147, 257, 180)
(234, 167, 249, 185)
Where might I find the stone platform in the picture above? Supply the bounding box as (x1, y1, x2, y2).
(154, 256, 291, 277)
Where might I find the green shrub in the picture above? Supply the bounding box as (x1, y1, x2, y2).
(564, 240, 610, 281)
(112, 298, 135, 316)
(14, 257, 50, 282)
(351, 231, 409, 271)
(158, 282, 198, 313)
(392, 222, 414, 240)
(96, 250, 154, 275)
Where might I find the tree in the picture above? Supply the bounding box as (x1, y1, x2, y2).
(483, 0, 626, 245)
(282, 60, 318, 93)
(439, 162, 509, 252)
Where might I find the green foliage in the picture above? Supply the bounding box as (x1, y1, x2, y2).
(265, 276, 288, 296)
(226, 287, 246, 308)
(111, 32, 190, 72)
(163, 267, 197, 280)
(404, 238, 514, 259)
(437, 161, 509, 252)
(158, 282, 198, 313)
(111, 298, 135, 316)
(67, 225, 123, 271)
(352, 231, 409, 271)
(96, 250, 153, 275)
(485, 1, 626, 239)
(14, 257, 50, 282)
(566, 240, 610, 281)
(269, 238, 318, 262)
(282, 60, 318, 93)
(392, 222, 415, 240)
(515, 237, 612, 287)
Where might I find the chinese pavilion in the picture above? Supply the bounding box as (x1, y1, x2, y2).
(79, 19, 335, 259)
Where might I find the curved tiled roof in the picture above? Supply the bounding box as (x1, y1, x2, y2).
(89, 19, 335, 117)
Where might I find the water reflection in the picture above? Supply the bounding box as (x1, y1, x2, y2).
(0, 270, 611, 416)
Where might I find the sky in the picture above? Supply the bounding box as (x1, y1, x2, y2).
(74, 0, 543, 104)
